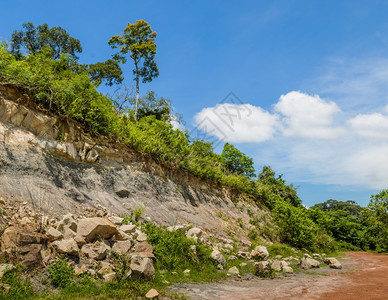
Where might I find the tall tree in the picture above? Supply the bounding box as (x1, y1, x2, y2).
(11, 23, 82, 59)
(108, 20, 159, 120)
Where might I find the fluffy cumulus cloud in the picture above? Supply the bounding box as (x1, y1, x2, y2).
(274, 91, 345, 139)
(348, 113, 388, 139)
(193, 103, 279, 143)
(193, 90, 388, 190)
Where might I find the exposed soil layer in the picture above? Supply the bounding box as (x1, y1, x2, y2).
(171, 252, 388, 300)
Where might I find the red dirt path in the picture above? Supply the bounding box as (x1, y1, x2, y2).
(318, 251, 388, 300)
(171, 252, 388, 300)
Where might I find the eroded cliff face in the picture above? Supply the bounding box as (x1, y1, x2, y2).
(0, 84, 258, 238)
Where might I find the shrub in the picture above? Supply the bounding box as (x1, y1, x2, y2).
(48, 258, 74, 288)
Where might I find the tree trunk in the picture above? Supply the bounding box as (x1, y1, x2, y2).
(134, 62, 139, 121)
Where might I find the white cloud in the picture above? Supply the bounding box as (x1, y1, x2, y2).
(274, 91, 345, 139)
(348, 113, 388, 139)
(193, 89, 388, 190)
(193, 103, 279, 143)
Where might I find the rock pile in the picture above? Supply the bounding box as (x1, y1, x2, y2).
(0, 213, 156, 280)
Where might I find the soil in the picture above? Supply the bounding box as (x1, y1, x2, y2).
(170, 252, 388, 300)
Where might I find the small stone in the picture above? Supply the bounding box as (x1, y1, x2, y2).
(136, 232, 147, 242)
(228, 266, 239, 275)
(0, 264, 14, 278)
(283, 266, 294, 273)
(103, 272, 116, 282)
(183, 269, 191, 276)
(240, 262, 247, 267)
(228, 255, 237, 261)
(145, 288, 159, 299)
(120, 224, 136, 234)
(108, 216, 124, 225)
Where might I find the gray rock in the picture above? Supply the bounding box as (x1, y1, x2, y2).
(228, 266, 240, 275)
(130, 255, 155, 279)
(112, 240, 133, 255)
(52, 238, 79, 256)
(250, 246, 269, 260)
(254, 261, 271, 273)
(300, 257, 320, 269)
(77, 218, 118, 242)
(46, 227, 63, 242)
(120, 224, 136, 234)
(211, 249, 226, 267)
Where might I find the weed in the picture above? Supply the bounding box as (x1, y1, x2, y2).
(48, 258, 74, 288)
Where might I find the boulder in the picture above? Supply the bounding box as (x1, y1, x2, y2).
(250, 246, 269, 260)
(52, 239, 79, 256)
(108, 216, 124, 226)
(313, 253, 322, 260)
(112, 240, 133, 255)
(324, 257, 342, 269)
(1, 225, 42, 251)
(300, 257, 320, 269)
(211, 249, 226, 267)
(46, 227, 63, 242)
(57, 214, 77, 233)
(19, 244, 43, 270)
(254, 261, 271, 273)
(228, 266, 240, 276)
(283, 266, 294, 273)
(120, 224, 136, 234)
(271, 260, 282, 271)
(80, 241, 111, 260)
(130, 255, 155, 279)
(77, 218, 118, 242)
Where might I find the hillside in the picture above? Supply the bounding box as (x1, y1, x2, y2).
(0, 83, 261, 241)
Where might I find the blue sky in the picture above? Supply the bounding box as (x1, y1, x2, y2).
(2, 0, 388, 206)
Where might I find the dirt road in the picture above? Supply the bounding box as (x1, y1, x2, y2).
(171, 252, 388, 300)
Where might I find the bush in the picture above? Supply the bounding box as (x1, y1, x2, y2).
(0, 266, 35, 299)
(48, 258, 74, 288)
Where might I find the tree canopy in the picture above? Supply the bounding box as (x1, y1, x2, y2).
(11, 23, 82, 59)
(221, 143, 255, 178)
(108, 20, 159, 120)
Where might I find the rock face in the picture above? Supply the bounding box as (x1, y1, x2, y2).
(0, 84, 260, 239)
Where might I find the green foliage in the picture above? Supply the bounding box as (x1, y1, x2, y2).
(11, 23, 82, 59)
(48, 258, 74, 288)
(142, 223, 215, 272)
(0, 266, 35, 299)
(273, 200, 320, 250)
(108, 20, 159, 120)
(221, 143, 255, 178)
(87, 59, 123, 86)
(256, 166, 301, 208)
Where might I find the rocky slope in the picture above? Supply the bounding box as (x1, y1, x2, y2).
(0, 83, 260, 240)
